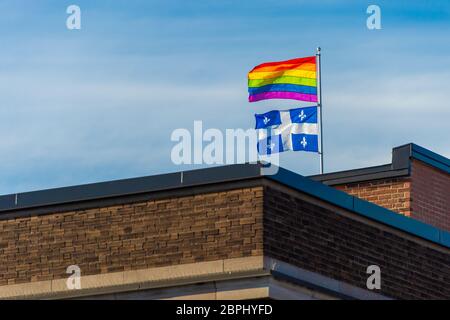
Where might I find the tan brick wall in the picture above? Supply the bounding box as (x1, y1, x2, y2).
(0, 178, 448, 300)
(334, 178, 412, 216)
(0, 187, 264, 286)
(410, 160, 450, 231)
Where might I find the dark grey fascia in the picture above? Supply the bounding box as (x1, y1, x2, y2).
(310, 143, 449, 185)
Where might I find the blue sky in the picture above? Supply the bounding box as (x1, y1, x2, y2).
(0, 0, 449, 194)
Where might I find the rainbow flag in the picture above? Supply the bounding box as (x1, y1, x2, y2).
(248, 56, 317, 103)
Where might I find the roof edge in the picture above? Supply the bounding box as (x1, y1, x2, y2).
(0, 163, 263, 214)
(0, 160, 448, 249)
(310, 143, 449, 185)
(410, 143, 450, 173)
(268, 166, 450, 249)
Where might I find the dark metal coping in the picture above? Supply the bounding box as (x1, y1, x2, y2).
(310, 143, 449, 185)
(410, 143, 450, 174)
(0, 146, 449, 248)
(0, 163, 262, 214)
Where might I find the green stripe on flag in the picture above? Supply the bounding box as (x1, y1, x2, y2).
(248, 76, 317, 88)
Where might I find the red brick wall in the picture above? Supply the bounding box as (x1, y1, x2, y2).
(334, 160, 449, 231)
(0, 187, 264, 286)
(334, 178, 412, 216)
(410, 160, 450, 231)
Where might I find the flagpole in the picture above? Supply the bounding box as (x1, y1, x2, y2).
(316, 47, 324, 174)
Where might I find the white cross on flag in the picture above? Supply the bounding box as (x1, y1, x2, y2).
(255, 106, 319, 155)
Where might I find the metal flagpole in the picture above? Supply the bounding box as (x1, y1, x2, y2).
(316, 47, 324, 174)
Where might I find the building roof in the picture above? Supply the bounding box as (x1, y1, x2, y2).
(310, 143, 450, 185)
(0, 144, 449, 248)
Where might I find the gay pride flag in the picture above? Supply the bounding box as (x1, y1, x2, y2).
(248, 56, 317, 103)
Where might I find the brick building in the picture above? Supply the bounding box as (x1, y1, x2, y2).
(311, 143, 450, 231)
(0, 143, 448, 299)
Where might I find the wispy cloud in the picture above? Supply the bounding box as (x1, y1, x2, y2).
(0, 0, 448, 193)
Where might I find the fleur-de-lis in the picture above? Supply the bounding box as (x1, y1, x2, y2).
(269, 142, 276, 150)
(299, 110, 306, 121)
(301, 137, 307, 148)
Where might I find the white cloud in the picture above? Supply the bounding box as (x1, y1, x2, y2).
(0, 1, 449, 193)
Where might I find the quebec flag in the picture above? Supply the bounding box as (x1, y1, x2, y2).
(255, 106, 319, 155)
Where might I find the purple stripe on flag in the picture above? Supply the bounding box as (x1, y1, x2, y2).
(249, 91, 318, 103)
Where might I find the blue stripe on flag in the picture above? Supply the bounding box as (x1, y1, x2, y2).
(248, 84, 317, 95)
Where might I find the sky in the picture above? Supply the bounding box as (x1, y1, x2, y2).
(0, 0, 449, 194)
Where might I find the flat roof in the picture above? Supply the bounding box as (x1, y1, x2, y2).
(0, 144, 450, 248)
(311, 143, 450, 185)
